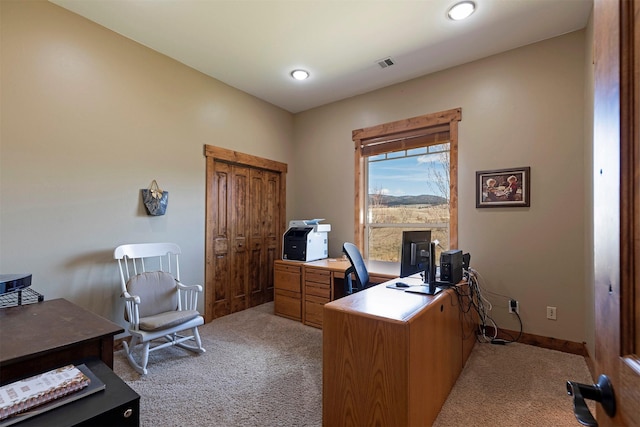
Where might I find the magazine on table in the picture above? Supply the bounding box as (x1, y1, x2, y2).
(0, 364, 105, 426)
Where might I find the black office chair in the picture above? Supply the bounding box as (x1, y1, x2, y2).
(343, 242, 373, 295)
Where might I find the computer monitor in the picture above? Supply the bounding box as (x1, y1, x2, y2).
(400, 231, 431, 279)
(399, 230, 441, 295)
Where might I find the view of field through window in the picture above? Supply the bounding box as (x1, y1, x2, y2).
(366, 144, 450, 262)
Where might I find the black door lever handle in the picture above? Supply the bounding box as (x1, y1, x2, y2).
(566, 374, 616, 426)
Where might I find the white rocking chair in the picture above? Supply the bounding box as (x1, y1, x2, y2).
(114, 242, 206, 375)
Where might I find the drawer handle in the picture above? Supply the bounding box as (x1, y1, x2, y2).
(124, 408, 133, 418)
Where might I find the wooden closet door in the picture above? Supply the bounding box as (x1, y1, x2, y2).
(247, 169, 280, 307)
(230, 164, 250, 313)
(205, 145, 287, 322)
(211, 161, 231, 318)
(247, 168, 264, 307)
(210, 162, 251, 317)
(263, 170, 279, 300)
(211, 162, 279, 316)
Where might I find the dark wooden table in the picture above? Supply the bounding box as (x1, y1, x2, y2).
(0, 298, 123, 384)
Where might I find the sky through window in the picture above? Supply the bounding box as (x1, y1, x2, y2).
(368, 152, 448, 198)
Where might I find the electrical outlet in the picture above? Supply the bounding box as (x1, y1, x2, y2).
(508, 299, 519, 314)
(547, 306, 557, 320)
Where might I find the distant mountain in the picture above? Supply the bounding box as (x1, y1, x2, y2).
(369, 194, 448, 206)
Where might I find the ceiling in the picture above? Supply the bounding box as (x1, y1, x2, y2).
(50, 0, 593, 114)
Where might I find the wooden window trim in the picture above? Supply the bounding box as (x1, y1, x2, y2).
(352, 108, 462, 250)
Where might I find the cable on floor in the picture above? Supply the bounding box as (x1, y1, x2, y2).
(452, 267, 523, 345)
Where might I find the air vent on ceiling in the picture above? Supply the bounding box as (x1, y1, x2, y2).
(377, 57, 395, 69)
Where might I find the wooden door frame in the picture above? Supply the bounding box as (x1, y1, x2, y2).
(618, 0, 640, 422)
(593, 0, 640, 425)
(204, 145, 287, 323)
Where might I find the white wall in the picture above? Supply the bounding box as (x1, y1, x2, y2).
(292, 30, 588, 343)
(0, 1, 294, 329)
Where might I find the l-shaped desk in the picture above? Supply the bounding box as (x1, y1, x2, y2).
(274, 259, 477, 426)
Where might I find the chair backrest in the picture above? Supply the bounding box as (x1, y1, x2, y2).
(342, 242, 370, 294)
(114, 242, 182, 296)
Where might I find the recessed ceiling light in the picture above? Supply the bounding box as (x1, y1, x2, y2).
(447, 1, 476, 21)
(291, 69, 310, 80)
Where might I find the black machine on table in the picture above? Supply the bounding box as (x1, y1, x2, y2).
(389, 231, 469, 295)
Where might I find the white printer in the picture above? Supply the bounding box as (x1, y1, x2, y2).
(282, 219, 331, 262)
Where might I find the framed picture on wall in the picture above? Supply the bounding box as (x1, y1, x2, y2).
(476, 167, 530, 208)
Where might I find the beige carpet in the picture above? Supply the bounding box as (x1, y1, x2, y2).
(434, 340, 593, 426)
(114, 302, 592, 426)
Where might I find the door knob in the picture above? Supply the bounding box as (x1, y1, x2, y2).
(566, 374, 616, 426)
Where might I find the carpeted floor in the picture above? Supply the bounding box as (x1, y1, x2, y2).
(114, 302, 322, 426)
(114, 302, 592, 426)
(433, 340, 593, 426)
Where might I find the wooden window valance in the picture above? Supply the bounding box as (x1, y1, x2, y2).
(353, 108, 461, 157)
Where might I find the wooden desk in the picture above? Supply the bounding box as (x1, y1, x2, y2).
(0, 298, 124, 384)
(273, 259, 399, 328)
(322, 278, 475, 427)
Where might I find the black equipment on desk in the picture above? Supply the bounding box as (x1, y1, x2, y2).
(283, 227, 311, 261)
(439, 250, 463, 285)
(282, 220, 330, 262)
(0, 274, 32, 294)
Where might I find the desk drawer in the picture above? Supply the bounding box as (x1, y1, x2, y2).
(305, 293, 330, 305)
(78, 397, 139, 426)
(275, 262, 302, 274)
(304, 300, 324, 328)
(305, 268, 331, 284)
(274, 289, 301, 321)
(305, 283, 331, 299)
(274, 266, 301, 293)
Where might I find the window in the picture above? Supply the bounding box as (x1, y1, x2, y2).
(352, 108, 461, 260)
(366, 144, 450, 261)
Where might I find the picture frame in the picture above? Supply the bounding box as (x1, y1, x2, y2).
(476, 166, 530, 208)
